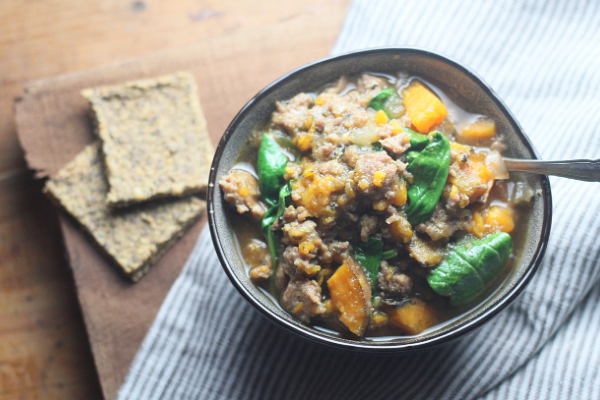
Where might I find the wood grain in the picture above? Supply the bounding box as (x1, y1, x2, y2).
(4, 1, 348, 399)
(0, 175, 103, 400)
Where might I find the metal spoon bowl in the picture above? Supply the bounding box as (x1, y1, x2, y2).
(504, 158, 600, 182)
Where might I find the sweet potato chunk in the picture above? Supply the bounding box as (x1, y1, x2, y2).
(402, 81, 448, 133)
(457, 117, 496, 144)
(469, 205, 515, 239)
(388, 299, 438, 335)
(450, 142, 473, 168)
(294, 168, 345, 218)
(408, 236, 443, 267)
(447, 152, 493, 209)
(469, 210, 486, 238)
(484, 206, 515, 234)
(389, 215, 413, 244)
(327, 259, 372, 336)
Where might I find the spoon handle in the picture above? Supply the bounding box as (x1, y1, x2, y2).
(503, 158, 600, 182)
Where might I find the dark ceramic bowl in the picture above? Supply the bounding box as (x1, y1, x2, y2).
(207, 47, 552, 352)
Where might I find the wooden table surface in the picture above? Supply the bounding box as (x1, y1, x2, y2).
(0, 1, 348, 398)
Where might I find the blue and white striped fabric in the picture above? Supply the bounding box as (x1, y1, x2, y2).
(117, 1, 600, 399)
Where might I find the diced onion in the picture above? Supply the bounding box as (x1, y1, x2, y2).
(485, 151, 509, 180)
(350, 122, 380, 146)
(511, 181, 535, 204)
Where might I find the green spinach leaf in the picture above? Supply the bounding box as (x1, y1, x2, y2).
(371, 141, 383, 152)
(405, 131, 451, 224)
(261, 206, 279, 265)
(382, 249, 398, 260)
(257, 133, 288, 206)
(261, 182, 292, 267)
(404, 127, 430, 150)
(353, 238, 383, 289)
(406, 151, 419, 164)
(368, 89, 403, 118)
(427, 232, 513, 305)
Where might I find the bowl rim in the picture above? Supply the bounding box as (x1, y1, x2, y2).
(207, 46, 553, 352)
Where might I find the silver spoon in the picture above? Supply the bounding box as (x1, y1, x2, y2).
(503, 158, 600, 182)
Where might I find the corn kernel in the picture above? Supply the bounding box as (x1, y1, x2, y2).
(315, 97, 325, 106)
(373, 296, 382, 308)
(371, 311, 389, 326)
(317, 268, 333, 286)
(375, 109, 389, 126)
(345, 184, 356, 199)
(358, 179, 370, 191)
(237, 186, 249, 197)
(303, 166, 315, 179)
(373, 171, 387, 187)
(305, 116, 313, 129)
(297, 135, 312, 152)
(285, 166, 294, 175)
(390, 120, 403, 135)
(449, 184, 459, 199)
(392, 179, 407, 207)
(373, 199, 389, 211)
(305, 264, 321, 275)
(292, 302, 304, 314)
(249, 266, 271, 280)
(321, 216, 335, 225)
(308, 125, 316, 135)
(299, 241, 315, 255)
(323, 299, 335, 314)
(471, 211, 485, 238)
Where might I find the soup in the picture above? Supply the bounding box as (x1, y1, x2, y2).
(219, 72, 533, 339)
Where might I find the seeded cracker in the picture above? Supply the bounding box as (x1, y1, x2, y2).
(81, 72, 213, 207)
(44, 142, 205, 281)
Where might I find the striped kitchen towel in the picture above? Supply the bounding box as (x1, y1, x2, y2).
(117, 1, 600, 399)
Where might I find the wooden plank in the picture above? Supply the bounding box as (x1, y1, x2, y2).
(13, 7, 347, 400)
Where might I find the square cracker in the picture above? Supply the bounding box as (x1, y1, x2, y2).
(81, 72, 213, 207)
(44, 142, 206, 281)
